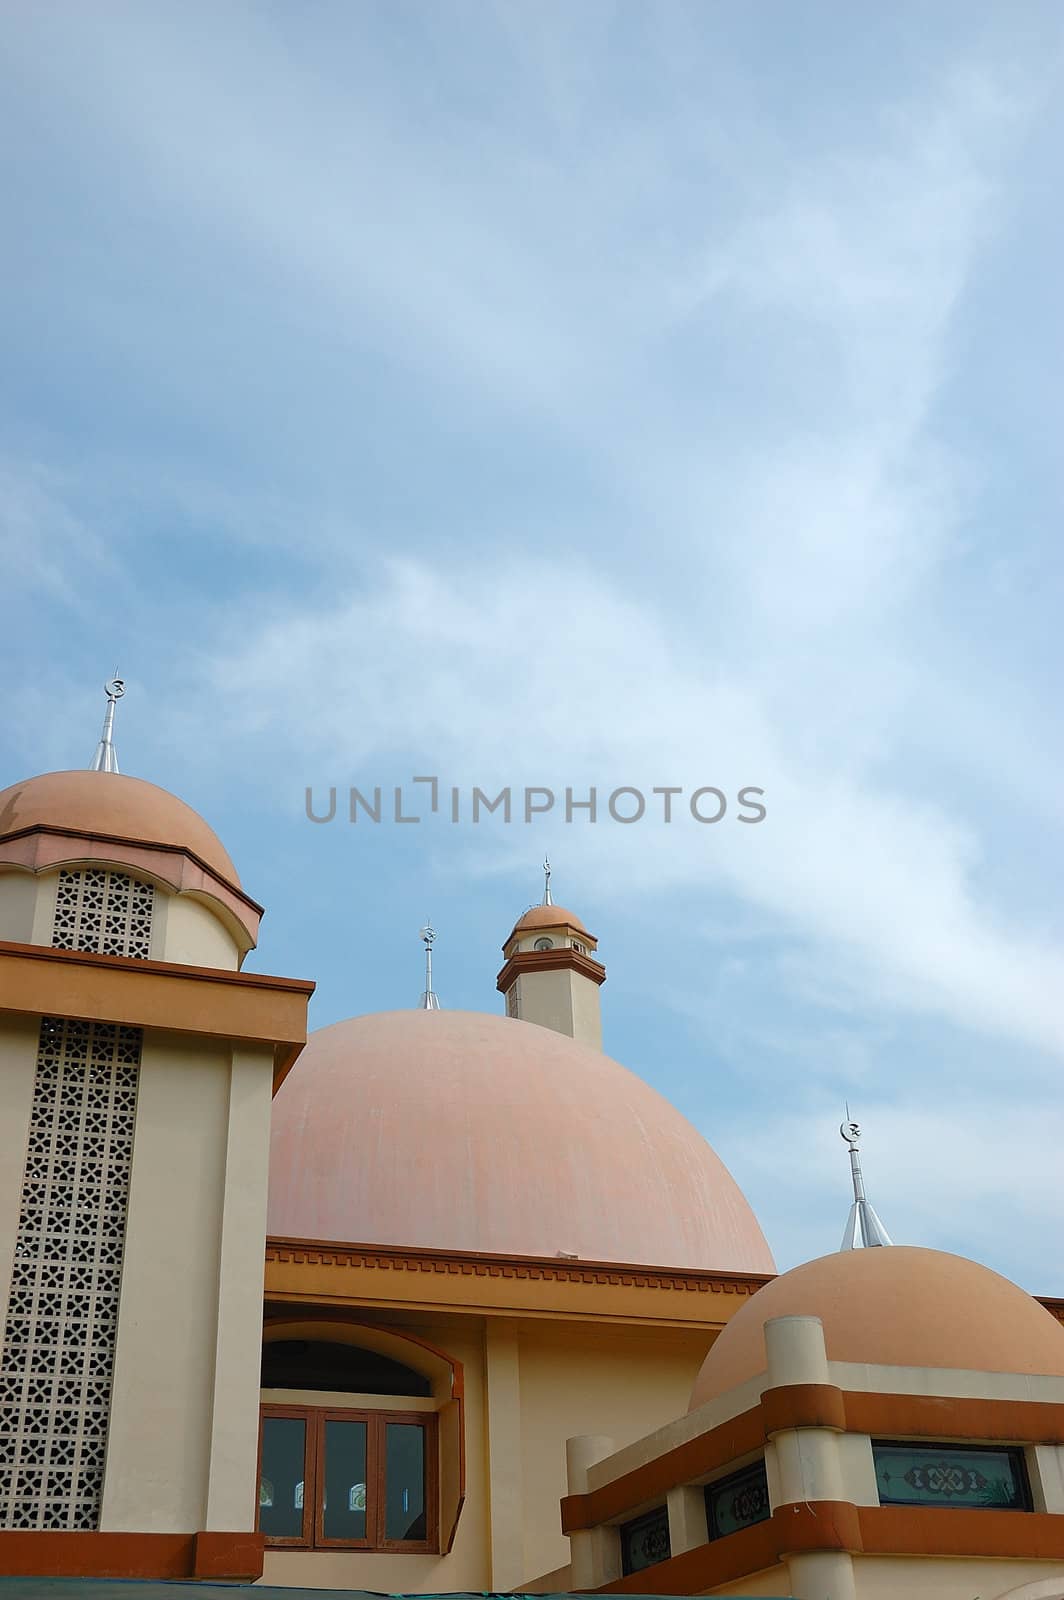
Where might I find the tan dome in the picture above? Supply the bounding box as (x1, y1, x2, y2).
(0, 770, 239, 886)
(268, 1009, 774, 1273)
(512, 904, 588, 935)
(689, 1246, 1064, 1409)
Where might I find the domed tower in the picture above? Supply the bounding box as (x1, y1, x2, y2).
(495, 861, 606, 1047)
(0, 689, 313, 1584)
(264, 983, 774, 1590)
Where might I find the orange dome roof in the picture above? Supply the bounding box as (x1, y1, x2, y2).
(0, 770, 239, 886)
(512, 904, 588, 935)
(268, 1009, 774, 1272)
(689, 1246, 1064, 1408)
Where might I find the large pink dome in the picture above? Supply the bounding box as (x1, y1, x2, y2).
(267, 1010, 774, 1273)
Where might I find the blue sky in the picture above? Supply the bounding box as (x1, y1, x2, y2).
(2, 2, 1062, 1290)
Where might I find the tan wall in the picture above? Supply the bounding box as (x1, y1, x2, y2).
(0, 1014, 42, 1331)
(0, 863, 241, 970)
(706, 1564, 793, 1596)
(0, 868, 37, 944)
(517, 966, 602, 1048)
(854, 1554, 1064, 1600)
(517, 1321, 709, 1584)
(100, 1032, 274, 1534)
(151, 890, 241, 970)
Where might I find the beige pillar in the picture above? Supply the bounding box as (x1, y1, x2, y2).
(486, 1321, 525, 1590)
(565, 1434, 619, 1590)
(666, 1483, 709, 1554)
(203, 1044, 275, 1529)
(764, 1316, 857, 1600)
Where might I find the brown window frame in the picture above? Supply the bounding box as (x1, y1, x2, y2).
(258, 1404, 439, 1553)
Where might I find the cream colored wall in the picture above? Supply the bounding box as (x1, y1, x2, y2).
(0, 868, 37, 943)
(100, 1032, 275, 1535)
(706, 1564, 793, 1596)
(517, 966, 602, 1047)
(261, 1323, 492, 1594)
(1, 863, 242, 970)
(151, 891, 241, 970)
(0, 1013, 42, 1332)
(517, 1321, 709, 1584)
(854, 1555, 1064, 1600)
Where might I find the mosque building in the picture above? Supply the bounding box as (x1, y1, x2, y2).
(1, 683, 1064, 1600)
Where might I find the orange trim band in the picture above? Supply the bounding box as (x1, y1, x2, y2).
(760, 1382, 846, 1436)
(496, 947, 607, 991)
(0, 1530, 264, 1581)
(565, 1388, 1064, 1534)
(561, 1406, 763, 1533)
(0, 939, 314, 1092)
(592, 1502, 1064, 1592)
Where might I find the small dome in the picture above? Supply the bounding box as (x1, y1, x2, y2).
(0, 770, 239, 886)
(689, 1246, 1064, 1409)
(269, 1009, 774, 1273)
(512, 904, 588, 935)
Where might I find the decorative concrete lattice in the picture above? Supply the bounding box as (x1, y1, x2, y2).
(51, 868, 154, 960)
(0, 1016, 141, 1530)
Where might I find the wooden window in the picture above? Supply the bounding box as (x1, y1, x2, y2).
(259, 1405, 438, 1552)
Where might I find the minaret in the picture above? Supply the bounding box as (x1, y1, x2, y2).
(88, 675, 125, 773)
(495, 864, 605, 1048)
(418, 922, 441, 1010)
(839, 1113, 892, 1249)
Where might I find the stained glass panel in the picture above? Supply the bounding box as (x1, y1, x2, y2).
(706, 1459, 771, 1539)
(873, 1442, 1029, 1510)
(620, 1505, 670, 1574)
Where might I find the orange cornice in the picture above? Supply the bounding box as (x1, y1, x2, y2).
(496, 947, 607, 992)
(0, 939, 314, 1092)
(265, 1236, 771, 1296)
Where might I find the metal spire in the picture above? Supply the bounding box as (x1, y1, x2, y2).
(839, 1111, 892, 1250)
(88, 675, 125, 774)
(542, 856, 553, 906)
(417, 922, 441, 1010)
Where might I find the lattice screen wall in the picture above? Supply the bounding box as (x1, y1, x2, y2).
(51, 868, 154, 960)
(0, 1017, 141, 1530)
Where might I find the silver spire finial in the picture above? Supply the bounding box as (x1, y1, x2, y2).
(417, 922, 441, 1010)
(542, 856, 553, 906)
(88, 674, 125, 774)
(839, 1113, 892, 1250)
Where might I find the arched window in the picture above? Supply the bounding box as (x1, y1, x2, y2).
(258, 1338, 438, 1552)
(261, 1340, 431, 1396)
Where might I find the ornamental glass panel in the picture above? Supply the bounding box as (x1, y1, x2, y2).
(385, 1421, 426, 1541)
(706, 1460, 771, 1539)
(259, 1417, 306, 1538)
(873, 1442, 1029, 1510)
(323, 1418, 367, 1540)
(620, 1505, 670, 1574)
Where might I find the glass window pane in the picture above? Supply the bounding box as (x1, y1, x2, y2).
(385, 1422, 426, 1541)
(260, 1417, 306, 1539)
(620, 1506, 670, 1574)
(706, 1460, 771, 1539)
(324, 1419, 368, 1541)
(873, 1443, 1028, 1510)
